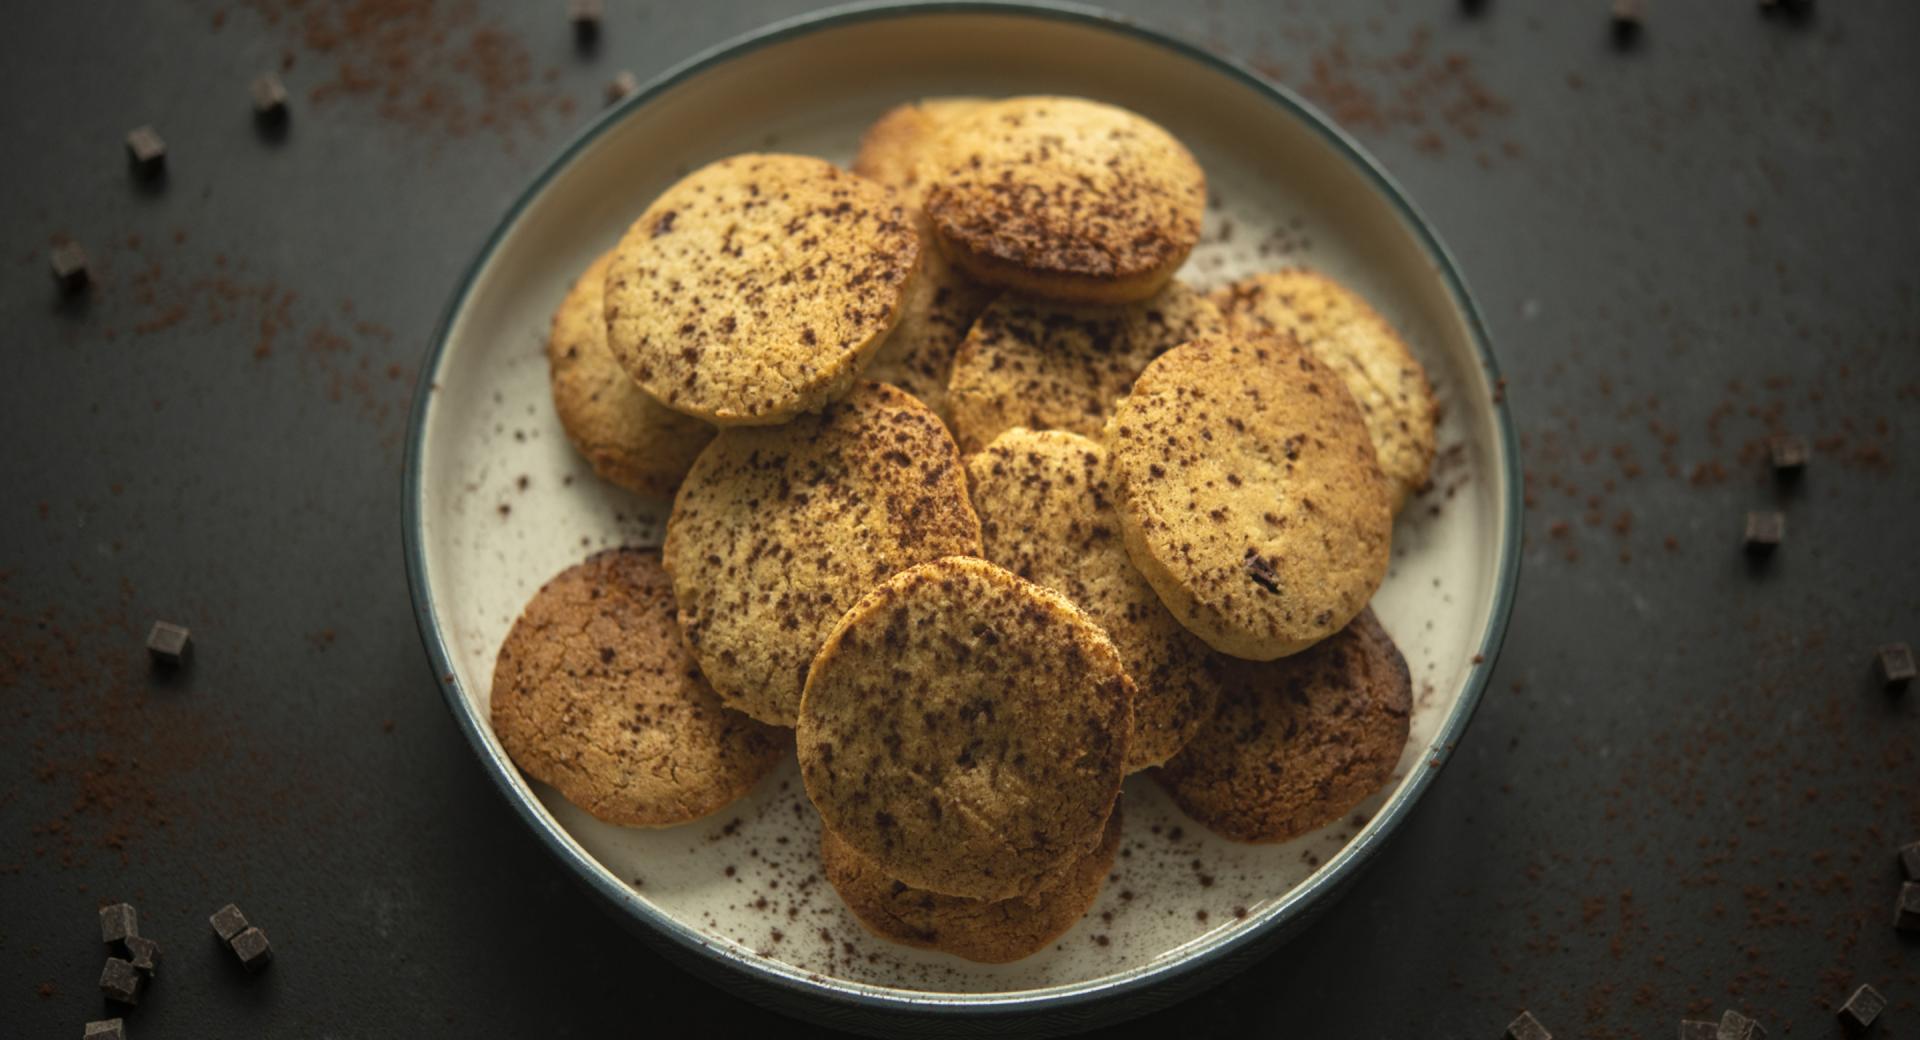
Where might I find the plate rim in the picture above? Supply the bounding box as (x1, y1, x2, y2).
(401, 0, 1522, 1020)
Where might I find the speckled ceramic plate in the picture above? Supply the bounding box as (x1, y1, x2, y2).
(403, 3, 1519, 1035)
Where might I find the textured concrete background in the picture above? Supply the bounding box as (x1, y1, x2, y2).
(2, 1, 1916, 1036)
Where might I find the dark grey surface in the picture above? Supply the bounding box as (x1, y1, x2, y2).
(3, 2, 1915, 1037)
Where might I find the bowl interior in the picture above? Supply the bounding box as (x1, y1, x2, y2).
(411, 6, 1513, 1008)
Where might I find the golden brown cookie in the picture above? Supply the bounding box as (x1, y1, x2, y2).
(1153, 610, 1411, 844)
(922, 96, 1206, 304)
(604, 154, 919, 425)
(945, 280, 1225, 454)
(1104, 337, 1392, 660)
(821, 800, 1123, 963)
(797, 556, 1132, 901)
(1211, 270, 1436, 512)
(488, 548, 785, 828)
(663, 382, 982, 727)
(548, 250, 715, 497)
(859, 233, 994, 423)
(966, 429, 1219, 771)
(851, 97, 991, 208)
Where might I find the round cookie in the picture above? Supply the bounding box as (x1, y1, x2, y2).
(489, 548, 785, 828)
(548, 250, 715, 497)
(663, 382, 982, 727)
(859, 232, 995, 423)
(797, 556, 1132, 901)
(1104, 337, 1392, 660)
(1153, 609, 1411, 844)
(852, 97, 991, 208)
(945, 279, 1224, 454)
(922, 96, 1206, 304)
(1211, 270, 1437, 512)
(821, 801, 1123, 963)
(604, 154, 920, 425)
(967, 429, 1219, 771)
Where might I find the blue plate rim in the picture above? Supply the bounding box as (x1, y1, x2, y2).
(401, 0, 1522, 1020)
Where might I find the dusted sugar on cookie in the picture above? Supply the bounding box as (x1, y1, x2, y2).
(797, 556, 1132, 901)
(1105, 337, 1392, 660)
(967, 429, 1219, 770)
(1212, 270, 1437, 512)
(1153, 610, 1412, 843)
(852, 97, 990, 209)
(820, 802, 1123, 963)
(663, 383, 982, 727)
(945, 279, 1225, 454)
(604, 154, 920, 425)
(489, 548, 785, 828)
(860, 231, 995, 423)
(548, 250, 714, 497)
(922, 96, 1206, 304)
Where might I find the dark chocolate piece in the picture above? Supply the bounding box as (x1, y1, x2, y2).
(605, 70, 638, 106)
(83, 1020, 126, 1040)
(146, 621, 191, 667)
(229, 926, 273, 971)
(1768, 434, 1808, 474)
(251, 74, 288, 121)
(1243, 551, 1281, 594)
(99, 957, 141, 1004)
(209, 903, 249, 941)
(50, 240, 90, 294)
(124, 934, 161, 975)
(1679, 1022, 1719, 1040)
(1743, 511, 1784, 555)
(126, 126, 167, 177)
(1900, 840, 1920, 881)
(1507, 1011, 1552, 1040)
(569, 0, 602, 42)
(1611, 0, 1643, 43)
(99, 903, 138, 945)
(1838, 984, 1885, 1033)
(1718, 1010, 1766, 1040)
(1898, 882, 1920, 932)
(1878, 643, 1915, 689)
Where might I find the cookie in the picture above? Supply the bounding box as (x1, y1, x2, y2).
(1104, 337, 1392, 660)
(859, 232, 995, 423)
(821, 800, 1123, 963)
(604, 154, 920, 425)
(966, 429, 1219, 770)
(922, 96, 1206, 304)
(851, 97, 991, 208)
(1153, 610, 1411, 844)
(547, 250, 715, 497)
(797, 556, 1132, 901)
(945, 280, 1225, 454)
(1211, 270, 1437, 512)
(489, 548, 785, 828)
(663, 382, 982, 726)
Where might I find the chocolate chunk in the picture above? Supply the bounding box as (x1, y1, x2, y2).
(50, 240, 90, 294)
(146, 621, 191, 667)
(1719, 1010, 1767, 1040)
(99, 903, 138, 945)
(1878, 643, 1915, 689)
(1767, 434, 1808, 474)
(569, 0, 602, 42)
(1743, 511, 1784, 555)
(125, 126, 167, 178)
(1507, 1010, 1552, 1040)
(1898, 882, 1920, 931)
(124, 934, 161, 975)
(1838, 984, 1885, 1033)
(1679, 1022, 1719, 1040)
(209, 903, 249, 941)
(83, 1020, 126, 1040)
(1900, 840, 1920, 881)
(1243, 550, 1281, 594)
(98, 957, 142, 1004)
(229, 926, 273, 971)
(1610, 0, 1643, 44)
(605, 70, 639, 106)
(251, 74, 289, 121)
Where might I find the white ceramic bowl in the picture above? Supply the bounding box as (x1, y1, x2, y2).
(403, 4, 1520, 1035)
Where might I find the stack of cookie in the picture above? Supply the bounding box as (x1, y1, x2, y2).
(489, 95, 1438, 963)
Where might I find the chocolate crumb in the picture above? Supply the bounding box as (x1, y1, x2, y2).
(605, 70, 638, 106)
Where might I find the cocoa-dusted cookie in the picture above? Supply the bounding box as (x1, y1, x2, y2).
(797, 556, 1132, 901)
(1153, 610, 1411, 843)
(1104, 337, 1391, 660)
(922, 96, 1206, 304)
(548, 250, 715, 497)
(663, 382, 981, 726)
(604, 154, 919, 425)
(821, 800, 1123, 963)
(945, 280, 1224, 455)
(489, 548, 785, 828)
(967, 429, 1219, 770)
(1211, 270, 1437, 512)
(851, 97, 990, 208)
(860, 235, 994, 423)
